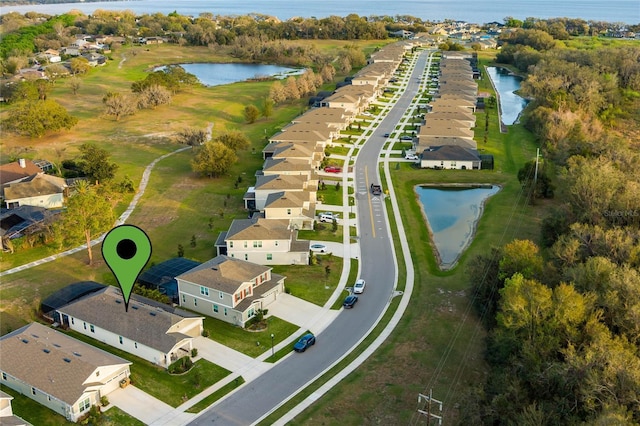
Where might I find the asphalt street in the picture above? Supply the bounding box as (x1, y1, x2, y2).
(189, 49, 432, 426)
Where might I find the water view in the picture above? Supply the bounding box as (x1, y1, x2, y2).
(486, 67, 529, 126)
(160, 63, 302, 87)
(416, 185, 500, 269)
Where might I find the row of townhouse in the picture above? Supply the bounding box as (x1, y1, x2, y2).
(131, 48, 414, 326)
(418, 52, 483, 170)
(213, 41, 413, 267)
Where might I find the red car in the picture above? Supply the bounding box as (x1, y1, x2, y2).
(324, 166, 342, 173)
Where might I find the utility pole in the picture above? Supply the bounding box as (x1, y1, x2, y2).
(533, 147, 540, 185)
(417, 389, 443, 425)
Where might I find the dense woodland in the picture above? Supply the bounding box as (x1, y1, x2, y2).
(465, 29, 640, 425)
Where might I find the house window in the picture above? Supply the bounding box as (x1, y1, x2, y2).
(119, 336, 123, 344)
(451, 161, 457, 168)
(135, 342, 138, 349)
(244, 254, 248, 261)
(275, 241, 279, 246)
(200, 286, 209, 296)
(244, 241, 247, 248)
(194, 298, 198, 306)
(71, 318, 75, 325)
(287, 208, 291, 215)
(213, 305, 219, 313)
(90, 325, 95, 333)
(224, 308, 228, 316)
(83, 322, 87, 330)
(182, 294, 186, 303)
(31, 387, 36, 396)
(2, 372, 6, 380)
(231, 254, 235, 258)
(248, 308, 255, 318)
(267, 253, 273, 261)
(253, 241, 262, 248)
(219, 291, 224, 299)
(229, 241, 234, 248)
(80, 398, 91, 412)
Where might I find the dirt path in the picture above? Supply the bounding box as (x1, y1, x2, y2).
(118, 54, 127, 69)
(0, 146, 191, 278)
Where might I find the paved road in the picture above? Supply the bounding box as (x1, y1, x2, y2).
(189, 50, 432, 426)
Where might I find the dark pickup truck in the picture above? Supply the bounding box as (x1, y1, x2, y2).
(370, 183, 382, 195)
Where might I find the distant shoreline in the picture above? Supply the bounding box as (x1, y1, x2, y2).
(0, 0, 138, 6)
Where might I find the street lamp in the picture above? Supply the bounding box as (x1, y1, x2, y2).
(270, 333, 275, 357)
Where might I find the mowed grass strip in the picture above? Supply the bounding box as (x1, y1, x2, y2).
(185, 376, 246, 414)
(271, 255, 344, 306)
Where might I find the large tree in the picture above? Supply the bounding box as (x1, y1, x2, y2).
(243, 104, 260, 124)
(78, 143, 118, 183)
(103, 91, 137, 121)
(58, 182, 115, 265)
(214, 130, 250, 152)
(191, 141, 237, 178)
(5, 99, 77, 137)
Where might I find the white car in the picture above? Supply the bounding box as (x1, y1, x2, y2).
(310, 243, 327, 253)
(319, 212, 338, 223)
(405, 154, 419, 160)
(353, 279, 366, 294)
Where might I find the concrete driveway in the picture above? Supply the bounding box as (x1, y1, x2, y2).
(108, 385, 175, 425)
(267, 293, 338, 334)
(193, 336, 271, 382)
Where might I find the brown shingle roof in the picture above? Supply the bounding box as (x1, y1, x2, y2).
(0, 323, 130, 405)
(0, 160, 43, 186)
(177, 255, 271, 293)
(225, 217, 292, 241)
(3, 174, 67, 201)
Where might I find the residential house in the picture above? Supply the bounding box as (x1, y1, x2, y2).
(417, 136, 478, 153)
(221, 216, 310, 265)
(262, 157, 318, 178)
(419, 122, 475, 140)
(0, 322, 131, 422)
(425, 110, 476, 127)
(273, 122, 339, 144)
(263, 141, 323, 168)
(262, 190, 316, 230)
(0, 206, 60, 250)
(244, 173, 316, 211)
(291, 107, 354, 131)
(3, 174, 67, 209)
(56, 286, 203, 368)
(0, 390, 31, 425)
(176, 255, 286, 327)
(420, 145, 481, 170)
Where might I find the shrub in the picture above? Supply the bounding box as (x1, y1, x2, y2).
(168, 356, 193, 374)
(191, 348, 198, 358)
(201, 329, 210, 337)
(100, 396, 109, 407)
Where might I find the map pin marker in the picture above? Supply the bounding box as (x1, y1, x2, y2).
(102, 225, 152, 312)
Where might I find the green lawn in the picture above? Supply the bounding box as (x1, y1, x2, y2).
(298, 223, 345, 243)
(61, 329, 230, 407)
(317, 184, 343, 205)
(272, 255, 344, 306)
(0, 384, 143, 426)
(203, 316, 299, 357)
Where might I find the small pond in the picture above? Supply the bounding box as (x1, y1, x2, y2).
(166, 63, 303, 87)
(416, 184, 500, 270)
(486, 67, 528, 125)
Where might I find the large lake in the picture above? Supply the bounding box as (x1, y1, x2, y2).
(3, 0, 638, 24)
(164, 63, 302, 86)
(486, 67, 528, 126)
(417, 185, 500, 270)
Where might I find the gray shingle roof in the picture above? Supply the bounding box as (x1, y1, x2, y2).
(0, 323, 130, 405)
(421, 145, 481, 161)
(57, 287, 198, 353)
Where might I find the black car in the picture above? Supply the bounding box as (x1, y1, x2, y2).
(293, 333, 316, 352)
(343, 294, 358, 309)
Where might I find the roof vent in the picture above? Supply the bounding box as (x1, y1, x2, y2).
(63, 358, 71, 363)
(43, 348, 50, 354)
(21, 339, 29, 344)
(52, 343, 61, 348)
(73, 352, 82, 357)
(115, 299, 122, 304)
(31, 334, 39, 338)
(132, 305, 138, 310)
(149, 312, 156, 316)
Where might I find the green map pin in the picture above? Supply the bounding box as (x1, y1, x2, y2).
(102, 225, 152, 312)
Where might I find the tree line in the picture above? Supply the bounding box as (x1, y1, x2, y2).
(462, 29, 640, 425)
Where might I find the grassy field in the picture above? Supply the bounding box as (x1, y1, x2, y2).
(272, 255, 344, 306)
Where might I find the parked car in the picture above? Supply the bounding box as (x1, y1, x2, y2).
(319, 212, 338, 222)
(324, 166, 342, 173)
(405, 154, 419, 160)
(343, 294, 358, 308)
(310, 243, 327, 253)
(400, 135, 413, 141)
(361, 112, 373, 117)
(293, 333, 316, 352)
(353, 279, 366, 294)
(383, 133, 390, 137)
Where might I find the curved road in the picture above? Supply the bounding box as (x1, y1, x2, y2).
(189, 50, 433, 426)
